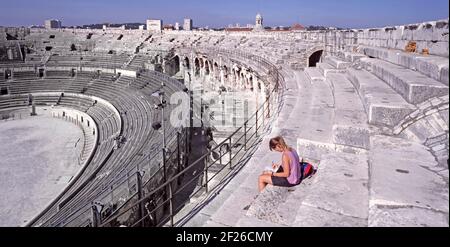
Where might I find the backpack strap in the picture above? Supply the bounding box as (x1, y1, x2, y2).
(299, 158, 305, 181)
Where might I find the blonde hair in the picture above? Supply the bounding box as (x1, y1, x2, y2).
(269, 136, 290, 151)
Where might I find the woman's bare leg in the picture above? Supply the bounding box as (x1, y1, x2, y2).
(258, 174, 273, 192)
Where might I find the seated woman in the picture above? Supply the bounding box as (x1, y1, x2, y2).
(258, 136, 303, 192)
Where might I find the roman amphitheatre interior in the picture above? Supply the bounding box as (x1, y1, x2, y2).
(0, 10, 448, 227)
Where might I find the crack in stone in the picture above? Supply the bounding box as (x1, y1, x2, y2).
(418, 164, 449, 186)
(302, 202, 368, 221)
(373, 203, 449, 215)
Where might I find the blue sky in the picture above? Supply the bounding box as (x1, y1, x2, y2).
(0, 0, 448, 28)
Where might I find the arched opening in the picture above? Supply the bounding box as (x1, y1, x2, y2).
(174, 55, 180, 67)
(194, 58, 200, 76)
(184, 57, 190, 70)
(223, 65, 229, 82)
(154, 55, 161, 64)
(308, 50, 323, 67)
(205, 60, 210, 75)
(249, 76, 254, 91)
(167, 55, 180, 76)
(5, 69, 12, 80)
(235, 68, 241, 87)
(213, 62, 219, 79)
(38, 69, 44, 78)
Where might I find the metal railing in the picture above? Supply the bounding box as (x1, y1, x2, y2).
(96, 49, 284, 227)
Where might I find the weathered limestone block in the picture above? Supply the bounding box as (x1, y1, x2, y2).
(415, 56, 449, 84)
(369, 134, 449, 226)
(297, 139, 335, 161)
(293, 204, 367, 227)
(300, 152, 369, 220)
(332, 125, 370, 150)
(369, 205, 449, 227)
(346, 68, 416, 127)
(362, 57, 448, 104)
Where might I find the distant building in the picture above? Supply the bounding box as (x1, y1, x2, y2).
(175, 22, 180, 30)
(253, 13, 264, 31)
(163, 24, 174, 31)
(139, 25, 145, 30)
(290, 23, 306, 31)
(183, 19, 193, 31)
(146, 19, 162, 32)
(44, 19, 61, 29)
(102, 24, 125, 31)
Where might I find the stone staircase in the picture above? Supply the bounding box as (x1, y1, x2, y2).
(346, 67, 416, 127)
(182, 45, 448, 227)
(360, 57, 448, 104)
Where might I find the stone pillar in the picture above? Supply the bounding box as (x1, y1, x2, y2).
(181, 59, 186, 75)
(162, 60, 167, 74)
(220, 68, 225, 86)
(200, 62, 204, 78)
(253, 75, 258, 94)
(261, 81, 266, 96)
(239, 73, 244, 89)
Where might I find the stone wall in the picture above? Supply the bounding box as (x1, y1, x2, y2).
(318, 19, 449, 57)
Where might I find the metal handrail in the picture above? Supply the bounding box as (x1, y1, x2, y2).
(98, 51, 284, 227)
(100, 89, 278, 227)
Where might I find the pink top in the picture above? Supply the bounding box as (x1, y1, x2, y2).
(285, 149, 301, 185)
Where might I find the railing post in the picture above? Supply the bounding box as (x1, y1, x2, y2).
(136, 171, 145, 227)
(219, 146, 223, 166)
(255, 109, 259, 138)
(244, 122, 247, 151)
(262, 100, 265, 126)
(162, 147, 167, 183)
(177, 132, 181, 184)
(228, 138, 232, 170)
(203, 157, 209, 193)
(168, 182, 174, 227)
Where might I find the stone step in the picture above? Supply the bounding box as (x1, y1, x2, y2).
(245, 172, 317, 226)
(368, 135, 449, 227)
(297, 138, 336, 161)
(293, 152, 369, 226)
(323, 56, 351, 69)
(296, 136, 368, 162)
(317, 62, 345, 77)
(361, 57, 448, 104)
(304, 67, 325, 83)
(342, 52, 366, 63)
(360, 45, 449, 85)
(327, 73, 370, 150)
(346, 68, 416, 127)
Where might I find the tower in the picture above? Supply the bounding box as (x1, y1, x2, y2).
(253, 13, 264, 31)
(183, 19, 193, 31)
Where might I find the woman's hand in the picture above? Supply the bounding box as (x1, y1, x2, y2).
(272, 163, 279, 169)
